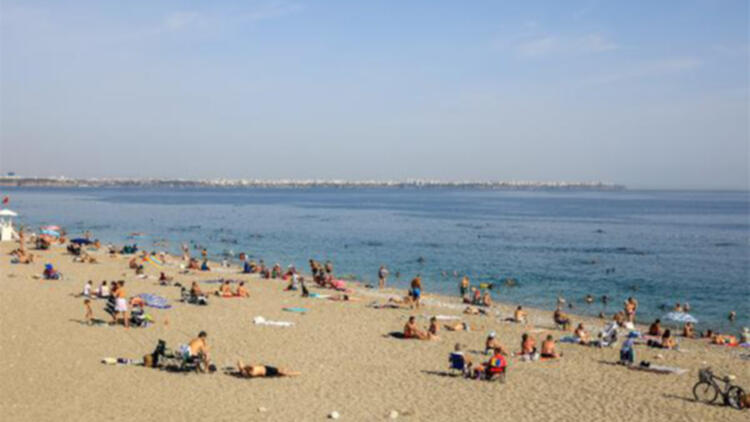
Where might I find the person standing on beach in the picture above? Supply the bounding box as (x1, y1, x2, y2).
(459, 276, 470, 297)
(378, 265, 389, 289)
(114, 281, 129, 328)
(410, 276, 422, 309)
(624, 297, 638, 323)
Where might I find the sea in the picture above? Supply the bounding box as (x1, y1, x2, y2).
(3, 187, 748, 332)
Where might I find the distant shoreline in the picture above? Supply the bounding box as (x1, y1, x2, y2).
(0, 177, 625, 190)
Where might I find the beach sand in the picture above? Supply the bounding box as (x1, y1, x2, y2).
(1, 243, 747, 421)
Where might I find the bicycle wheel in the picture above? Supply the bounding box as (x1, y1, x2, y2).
(726, 386, 745, 410)
(693, 381, 718, 404)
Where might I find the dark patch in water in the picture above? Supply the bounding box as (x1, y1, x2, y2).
(363, 240, 384, 247)
(714, 242, 736, 247)
(168, 225, 202, 232)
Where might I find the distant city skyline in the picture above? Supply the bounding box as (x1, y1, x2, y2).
(1, 0, 748, 190)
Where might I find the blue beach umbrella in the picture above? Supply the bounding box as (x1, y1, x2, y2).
(662, 311, 698, 324)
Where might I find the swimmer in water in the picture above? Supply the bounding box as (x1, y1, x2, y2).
(729, 311, 736, 322)
(585, 295, 594, 304)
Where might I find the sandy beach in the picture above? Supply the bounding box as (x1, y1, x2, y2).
(1, 242, 747, 422)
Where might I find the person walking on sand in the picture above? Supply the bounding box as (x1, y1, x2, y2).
(378, 265, 389, 289)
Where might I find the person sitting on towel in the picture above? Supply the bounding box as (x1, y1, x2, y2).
(541, 335, 562, 358)
(235, 281, 249, 298)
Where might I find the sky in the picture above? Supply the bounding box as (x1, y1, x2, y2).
(0, 0, 748, 189)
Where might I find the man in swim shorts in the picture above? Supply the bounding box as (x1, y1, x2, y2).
(188, 331, 211, 372)
(236, 360, 301, 377)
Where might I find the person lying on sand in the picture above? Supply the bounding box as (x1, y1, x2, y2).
(711, 333, 738, 345)
(574, 323, 590, 346)
(235, 281, 249, 298)
(188, 331, 211, 372)
(404, 316, 437, 340)
(541, 335, 562, 358)
(328, 294, 362, 302)
(444, 321, 482, 332)
(236, 360, 300, 378)
(463, 306, 488, 316)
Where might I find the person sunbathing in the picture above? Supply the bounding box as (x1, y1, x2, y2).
(648, 319, 662, 336)
(711, 333, 738, 345)
(404, 316, 435, 340)
(188, 331, 211, 372)
(428, 316, 440, 338)
(444, 321, 482, 332)
(553, 308, 571, 330)
(216, 280, 233, 297)
(235, 282, 249, 298)
(236, 360, 300, 378)
(574, 323, 590, 345)
(190, 281, 205, 298)
(159, 272, 173, 285)
(541, 335, 561, 358)
(521, 333, 537, 356)
(328, 294, 361, 302)
(463, 306, 488, 316)
(648, 329, 677, 349)
(510, 305, 527, 323)
(484, 332, 508, 355)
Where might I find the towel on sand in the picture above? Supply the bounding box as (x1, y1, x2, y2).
(253, 316, 294, 327)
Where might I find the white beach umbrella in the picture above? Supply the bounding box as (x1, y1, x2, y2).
(0, 209, 18, 217)
(662, 311, 698, 324)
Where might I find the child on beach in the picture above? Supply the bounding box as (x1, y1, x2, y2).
(619, 332, 638, 365)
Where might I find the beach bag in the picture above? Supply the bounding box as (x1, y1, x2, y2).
(143, 354, 154, 368)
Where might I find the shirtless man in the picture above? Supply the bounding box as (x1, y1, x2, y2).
(427, 316, 440, 339)
(541, 335, 561, 358)
(188, 331, 211, 372)
(216, 280, 233, 297)
(235, 281, 249, 298)
(236, 360, 300, 378)
(513, 305, 527, 323)
(484, 332, 508, 355)
(554, 307, 571, 330)
(404, 316, 434, 340)
(521, 333, 536, 356)
(114, 281, 129, 328)
(190, 281, 205, 299)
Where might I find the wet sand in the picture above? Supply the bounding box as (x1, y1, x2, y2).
(1, 242, 747, 421)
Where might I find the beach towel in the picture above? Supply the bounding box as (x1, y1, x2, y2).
(559, 336, 580, 344)
(283, 307, 308, 313)
(431, 315, 460, 321)
(136, 293, 171, 309)
(253, 316, 294, 327)
(628, 364, 687, 375)
(309, 293, 331, 299)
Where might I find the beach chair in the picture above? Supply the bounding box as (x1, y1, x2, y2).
(449, 353, 469, 377)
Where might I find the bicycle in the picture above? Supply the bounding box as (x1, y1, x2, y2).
(693, 367, 745, 410)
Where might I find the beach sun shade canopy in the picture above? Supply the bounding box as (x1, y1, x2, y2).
(662, 311, 698, 324)
(0, 209, 18, 217)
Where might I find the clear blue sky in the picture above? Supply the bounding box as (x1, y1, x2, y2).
(1, 0, 748, 189)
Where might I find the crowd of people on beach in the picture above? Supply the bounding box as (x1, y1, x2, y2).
(6, 226, 749, 399)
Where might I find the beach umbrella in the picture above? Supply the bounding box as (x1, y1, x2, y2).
(662, 311, 698, 324)
(70, 238, 92, 245)
(41, 229, 60, 237)
(0, 209, 18, 217)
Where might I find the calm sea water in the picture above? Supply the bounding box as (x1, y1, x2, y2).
(4, 187, 749, 332)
